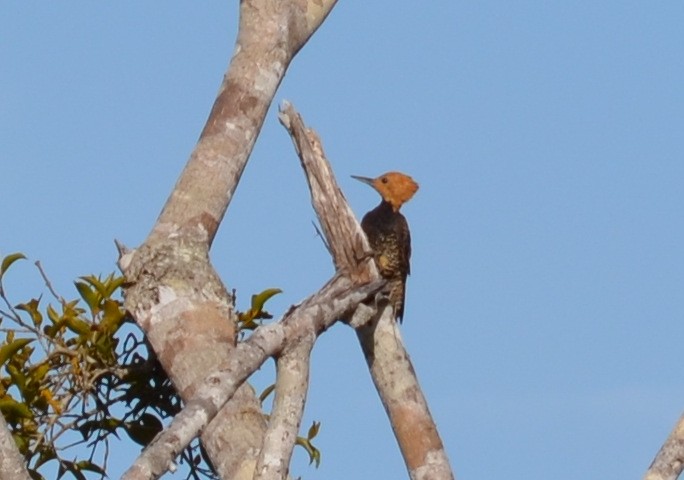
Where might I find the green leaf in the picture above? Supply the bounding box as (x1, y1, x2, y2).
(0, 252, 26, 278)
(295, 437, 321, 468)
(250, 288, 283, 313)
(239, 288, 282, 327)
(74, 460, 106, 475)
(74, 281, 100, 314)
(78, 418, 122, 440)
(307, 420, 321, 440)
(102, 274, 126, 298)
(259, 384, 275, 404)
(0, 338, 33, 368)
(65, 317, 92, 337)
(46, 304, 60, 324)
(12, 432, 29, 455)
(6, 365, 28, 398)
(100, 299, 126, 333)
(80, 273, 124, 300)
(295, 422, 322, 468)
(29, 363, 50, 384)
(16, 298, 43, 327)
(0, 396, 33, 421)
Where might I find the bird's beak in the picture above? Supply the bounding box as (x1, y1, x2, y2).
(351, 175, 374, 186)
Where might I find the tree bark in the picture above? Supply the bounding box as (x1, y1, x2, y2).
(121, 102, 453, 478)
(644, 412, 684, 480)
(117, 1, 337, 478)
(0, 415, 31, 480)
(356, 310, 454, 480)
(254, 340, 314, 480)
(120, 276, 383, 480)
(277, 102, 376, 281)
(122, 102, 385, 479)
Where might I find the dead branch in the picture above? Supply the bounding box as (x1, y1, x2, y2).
(278, 101, 376, 281)
(279, 103, 455, 479)
(644, 412, 684, 480)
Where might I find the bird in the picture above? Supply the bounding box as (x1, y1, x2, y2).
(352, 171, 419, 322)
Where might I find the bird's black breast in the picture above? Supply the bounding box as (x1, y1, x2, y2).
(360, 202, 411, 279)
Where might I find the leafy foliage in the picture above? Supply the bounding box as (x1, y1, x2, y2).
(0, 253, 320, 478)
(297, 421, 322, 468)
(0, 255, 213, 479)
(237, 288, 282, 331)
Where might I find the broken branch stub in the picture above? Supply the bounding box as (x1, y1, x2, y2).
(280, 102, 455, 479)
(279, 101, 376, 282)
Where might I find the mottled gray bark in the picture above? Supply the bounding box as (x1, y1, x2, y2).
(644, 412, 684, 480)
(254, 340, 313, 480)
(117, 1, 337, 478)
(120, 277, 383, 480)
(356, 309, 454, 480)
(0, 415, 31, 480)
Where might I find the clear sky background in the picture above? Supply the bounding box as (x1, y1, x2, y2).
(2, 2, 684, 479)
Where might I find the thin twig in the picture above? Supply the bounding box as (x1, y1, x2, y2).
(35, 261, 67, 306)
(311, 220, 332, 256)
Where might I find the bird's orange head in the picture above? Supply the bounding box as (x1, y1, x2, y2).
(352, 171, 419, 211)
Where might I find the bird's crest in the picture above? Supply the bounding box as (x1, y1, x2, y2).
(352, 171, 419, 211)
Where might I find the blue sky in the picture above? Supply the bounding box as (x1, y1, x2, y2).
(2, 2, 684, 479)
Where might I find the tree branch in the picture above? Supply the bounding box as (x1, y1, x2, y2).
(254, 340, 314, 480)
(0, 415, 31, 480)
(118, 1, 339, 478)
(278, 101, 376, 281)
(120, 276, 383, 480)
(279, 103, 455, 479)
(356, 310, 454, 480)
(148, 1, 337, 247)
(644, 412, 684, 480)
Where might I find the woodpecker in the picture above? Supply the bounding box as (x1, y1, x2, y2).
(352, 172, 418, 322)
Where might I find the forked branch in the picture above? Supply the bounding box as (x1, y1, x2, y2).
(118, 0, 340, 478)
(120, 276, 383, 480)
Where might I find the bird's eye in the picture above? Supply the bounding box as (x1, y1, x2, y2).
(381, 177, 388, 184)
